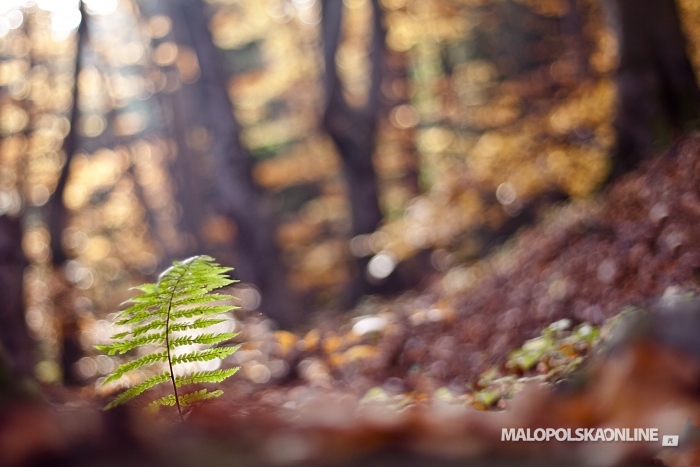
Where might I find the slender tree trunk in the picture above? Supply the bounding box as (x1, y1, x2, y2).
(47, 1, 87, 266)
(162, 86, 207, 257)
(0, 216, 31, 378)
(564, 0, 589, 77)
(609, 0, 700, 177)
(0, 7, 35, 380)
(321, 0, 385, 301)
(165, 0, 302, 327)
(44, 2, 87, 385)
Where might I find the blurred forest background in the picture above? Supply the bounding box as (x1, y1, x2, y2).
(1, 0, 700, 391)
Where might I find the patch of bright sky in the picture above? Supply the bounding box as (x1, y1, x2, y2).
(83, 0, 118, 16)
(0, 0, 119, 40)
(0, 1, 32, 37)
(0, 1, 33, 15)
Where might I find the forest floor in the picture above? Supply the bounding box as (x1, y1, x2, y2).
(5, 135, 700, 466)
(219, 132, 700, 401)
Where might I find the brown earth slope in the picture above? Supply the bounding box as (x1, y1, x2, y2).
(303, 133, 700, 391)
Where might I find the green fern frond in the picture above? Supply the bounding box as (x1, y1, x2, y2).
(132, 283, 157, 294)
(172, 293, 233, 307)
(149, 394, 177, 409)
(168, 332, 238, 348)
(170, 305, 234, 320)
(96, 332, 166, 355)
(169, 317, 228, 332)
(178, 389, 224, 406)
(109, 331, 130, 340)
(97, 255, 240, 421)
(170, 346, 240, 366)
(175, 368, 239, 387)
(147, 389, 224, 411)
(116, 306, 166, 326)
(105, 371, 171, 409)
(103, 350, 169, 384)
(131, 319, 168, 337)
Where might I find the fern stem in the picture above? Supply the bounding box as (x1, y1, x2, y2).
(164, 265, 191, 422)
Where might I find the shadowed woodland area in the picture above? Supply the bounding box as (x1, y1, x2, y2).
(2, 0, 700, 465)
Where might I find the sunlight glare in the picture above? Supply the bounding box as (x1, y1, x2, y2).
(84, 0, 118, 16)
(0, 1, 27, 15)
(5, 10, 24, 29)
(37, 0, 79, 12)
(49, 8, 81, 38)
(367, 252, 397, 280)
(0, 18, 9, 38)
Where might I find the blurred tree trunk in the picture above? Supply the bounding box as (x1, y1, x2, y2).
(321, 0, 385, 302)
(47, 1, 86, 267)
(164, 0, 302, 327)
(0, 216, 31, 378)
(564, 0, 590, 77)
(609, 0, 700, 177)
(161, 88, 208, 258)
(44, 1, 87, 385)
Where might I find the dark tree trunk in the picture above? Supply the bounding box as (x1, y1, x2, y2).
(609, 0, 700, 177)
(43, 1, 87, 385)
(162, 87, 208, 258)
(47, 0, 87, 267)
(564, 0, 589, 77)
(0, 216, 32, 378)
(321, 0, 385, 302)
(164, 0, 302, 327)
